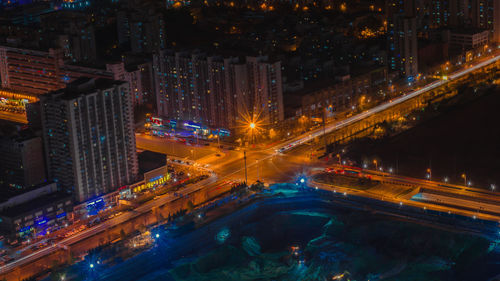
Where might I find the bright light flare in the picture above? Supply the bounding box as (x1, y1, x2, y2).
(237, 106, 267, 141)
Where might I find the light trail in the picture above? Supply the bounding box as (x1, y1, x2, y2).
(278, 54, 500, 153)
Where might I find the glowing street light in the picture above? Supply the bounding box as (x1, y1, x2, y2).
(461, 173, 467, 186)
(90, 263, 94, 269)
(491, 184, 496, 191)
(238, 107, 266, 146)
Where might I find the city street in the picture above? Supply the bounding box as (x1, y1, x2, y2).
(310, 165, 500, 222)
(1, 48, 500, 279)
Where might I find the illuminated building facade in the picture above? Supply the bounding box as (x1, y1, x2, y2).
(40, 11, 97, 63)
(386, 0, 419, 78)
(106, 61, 154, 106)
(116, 0, 166, 54)
(422, 0, 500, 42)
(40, 78, 138, 202)
(0, 183, 73, 239)
(154, 50, 284, 130)
(0, 46, 65, 95)
(0, 45, 112, 96)
(471, 0, 500, 42)
(247, 56, 284, 126)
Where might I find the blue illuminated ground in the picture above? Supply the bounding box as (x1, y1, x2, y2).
(62, 184, 500, 281)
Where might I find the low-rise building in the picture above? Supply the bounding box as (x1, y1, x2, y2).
(0, 183, 73, 239)
(292, 66, 387, 119)
(448, 29, 489, 50)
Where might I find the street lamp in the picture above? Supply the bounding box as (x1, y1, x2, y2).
(373, 160, 378, 170)
(491, 184, 496, 191)
(336, 154, 341, 165)
(461, 173, 467, 186)
(426, 168, 431, 180)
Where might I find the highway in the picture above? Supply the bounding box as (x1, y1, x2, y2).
(277, 53, 500, 153)
(2, 49, 499, 279)
(0, 175, 220, 275)
(312, 165, 500, 221)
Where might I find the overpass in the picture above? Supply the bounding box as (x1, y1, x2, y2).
(278, 53, 500, 153)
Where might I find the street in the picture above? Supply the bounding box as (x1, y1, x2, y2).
(1, 48, 500, 279)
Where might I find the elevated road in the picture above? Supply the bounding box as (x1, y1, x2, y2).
(2, 49, 499, 279)
(277, 53, 500, 153)
(312, 165, 500, 221)
(0, 175, 221, 275)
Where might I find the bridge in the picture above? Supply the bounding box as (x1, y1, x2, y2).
(278, 53, 500, 153)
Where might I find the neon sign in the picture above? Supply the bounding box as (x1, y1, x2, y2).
(183, 122, 201, 129)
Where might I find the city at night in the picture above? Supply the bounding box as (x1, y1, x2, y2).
(0, 0, 499, 280)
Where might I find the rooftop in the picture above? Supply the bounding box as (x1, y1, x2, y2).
(0, 190, 71, 218)
(450, 28, 488, 35)
(42, 78, 127, 101)
(138, 150, 167, 175)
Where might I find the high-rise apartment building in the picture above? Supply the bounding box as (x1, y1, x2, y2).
(116, 0, 166, 54)
(387, 0, 419, 78)
(40, 11, 97, 63)
(40, 78, 138, 202)
(247, 56, 284, 126)
(0, 45, 112, 96)
(0, 133, 46, 189)
(106, 61, 155, 106)
(471, 0, 500, 42)
(423, 0, 499, 42)
(0, 47, 65, 95)
(153, 50, 284, 130)
(495, 0, 500, 42)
